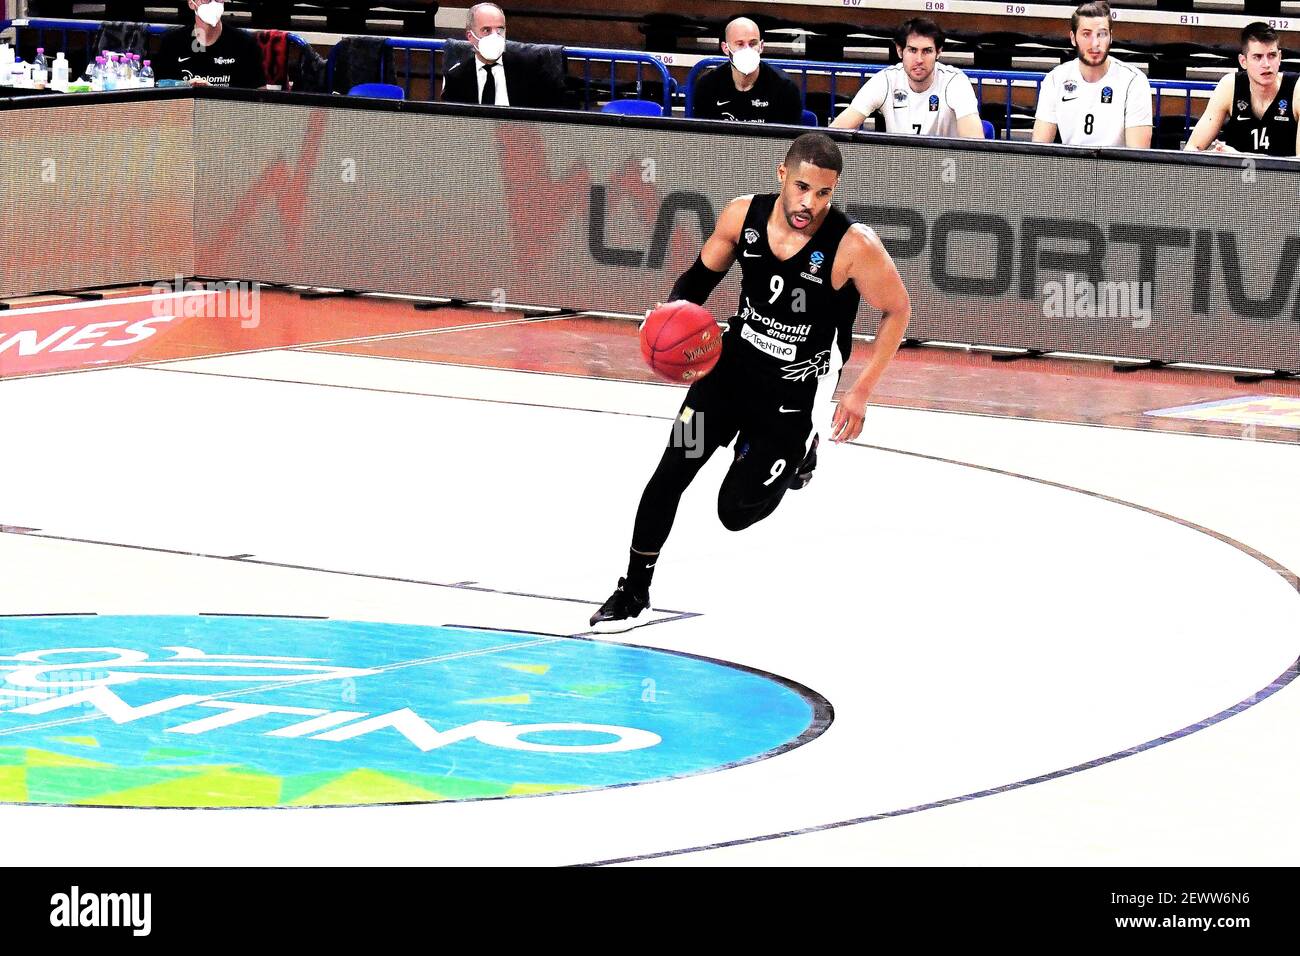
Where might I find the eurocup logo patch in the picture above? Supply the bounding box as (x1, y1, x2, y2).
(1280, 99, 1289, 113)
(928, 94, 939, 111)
(1101, 86, 1113, 104)
(808, 250, 825, 274)
(0, 615, 828, 807)
(744, 228, 760, 245)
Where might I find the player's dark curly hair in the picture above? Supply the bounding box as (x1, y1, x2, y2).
(784, 133, 843, 174)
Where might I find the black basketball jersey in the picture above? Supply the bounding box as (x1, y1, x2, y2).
(1224, 72, 1297, 156)
(727, 194, 861, 391)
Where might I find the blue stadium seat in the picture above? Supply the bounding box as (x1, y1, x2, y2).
(601, 99, 665, 117)
(348, 82, 405, 100)
(800, 109, 818, 127)
(982, 120, 998, 140)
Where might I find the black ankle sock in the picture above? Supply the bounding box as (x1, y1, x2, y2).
(625, 548, 658, 595)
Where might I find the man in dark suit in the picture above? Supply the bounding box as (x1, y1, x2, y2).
(440, 2, 566, 108)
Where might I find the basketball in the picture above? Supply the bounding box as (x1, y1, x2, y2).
(640, 301, 723, 383)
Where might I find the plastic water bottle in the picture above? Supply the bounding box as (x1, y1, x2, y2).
(52, 52, 69, 91)
(140, 59, 155, 88)
(116, 53, 130, 87)
(32, 47, 49, 89)
(88, 56, 104, 91)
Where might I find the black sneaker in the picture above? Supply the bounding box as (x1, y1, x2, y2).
(589, 577, 650, 631)
(791, 435, 819, 490)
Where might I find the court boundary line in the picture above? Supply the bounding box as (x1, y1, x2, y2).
(287, 346, 1300, 446)
(141, 354, 1300, 448)
(4, 359, 1296, 833)
(575, 441, 1300, 865)
(0, 528, 696, 620)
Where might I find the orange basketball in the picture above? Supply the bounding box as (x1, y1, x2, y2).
(640, 301, 723, 383)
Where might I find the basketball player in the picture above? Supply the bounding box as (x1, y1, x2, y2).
(830, 18, 984, 138)
(1184, 22, 1298, 156)
(1032, 1, 1152, 148)
(589, 133, 912, 630)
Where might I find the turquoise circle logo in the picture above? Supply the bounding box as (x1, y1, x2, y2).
(0, 615, 830, 807)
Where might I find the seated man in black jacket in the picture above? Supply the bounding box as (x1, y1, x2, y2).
(441, 3, 566, 108)
(692, 17, 802, 124)
(154, 0, 265, 88)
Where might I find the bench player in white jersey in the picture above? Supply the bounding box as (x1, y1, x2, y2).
(1032, 1, 1152, 148)
(831, 18, 983, 137)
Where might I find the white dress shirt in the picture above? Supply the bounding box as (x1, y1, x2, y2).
(475, 58, 509, 106)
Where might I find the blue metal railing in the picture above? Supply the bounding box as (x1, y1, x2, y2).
(683, 56, 1215, 140)
(1, 19, 1211, 136)
(326, 37, 674, 112)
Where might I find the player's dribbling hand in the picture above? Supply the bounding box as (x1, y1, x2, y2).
(831, 389, 868, 443)
(641, 303, 664, 332)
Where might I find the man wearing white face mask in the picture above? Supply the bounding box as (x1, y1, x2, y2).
(441, 3, 566, 108)
(692, 17, 802, 125)
(155, 0, 265, 88)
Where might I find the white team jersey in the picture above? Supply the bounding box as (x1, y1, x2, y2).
(846, 62, 980, 137)
(1035, 58, 1153, 146)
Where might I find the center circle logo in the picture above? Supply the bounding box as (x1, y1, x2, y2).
(0, 615, 831, 807)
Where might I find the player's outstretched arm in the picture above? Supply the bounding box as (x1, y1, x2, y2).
(665, 196, 749, 305)
(830, 225, 911, 444)
(1184, 76, 1233, 151)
